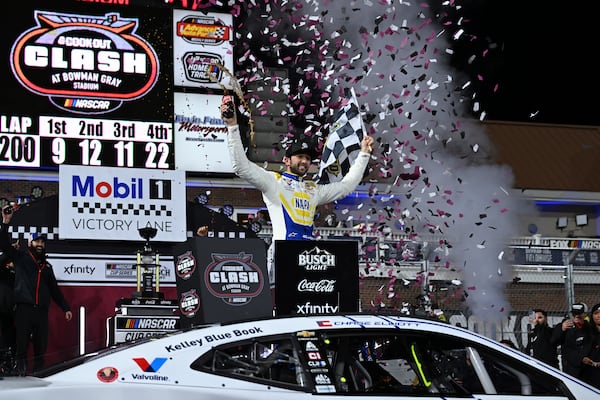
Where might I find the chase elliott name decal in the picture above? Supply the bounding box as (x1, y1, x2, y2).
(204, 252, 264, 305)
(11, 10, 159, 114)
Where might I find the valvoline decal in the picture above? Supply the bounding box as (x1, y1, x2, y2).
(72, 175, 143, 198)
(10, 10, 159, 114)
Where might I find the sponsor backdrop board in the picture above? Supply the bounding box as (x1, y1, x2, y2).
(274, 240, 359, 316)
(172, 10, 233, 89)
(1, 0, 233, 174)
(174, 92, 233, 173)
(173, 237, 272, 327)
(58, 164, 187, 241)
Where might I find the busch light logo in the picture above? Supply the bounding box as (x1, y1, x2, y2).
(205, 252, 263, 306)
(298, 247, 336, 271)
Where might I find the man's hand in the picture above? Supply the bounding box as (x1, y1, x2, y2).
(196, 226, 209, 237)
(221, 95, 237, 126)
(361, 135, 374, 154)
(65, 310, 73, 321)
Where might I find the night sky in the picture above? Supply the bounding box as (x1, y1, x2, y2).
(448, 0, 597, 126)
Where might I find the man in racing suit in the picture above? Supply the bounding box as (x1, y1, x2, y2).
(221, 96, 374, 288)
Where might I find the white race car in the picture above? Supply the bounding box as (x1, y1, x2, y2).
(1, 313, 598, 399)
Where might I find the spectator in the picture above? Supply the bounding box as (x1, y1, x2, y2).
(222, 95, 373, 288)
(524, 308, 559, 368)
(581, 302, 600, 388)
(254, 210, 269, 227)
(551, 302, 592, 379)
(0, 246, 17, 354)
(0, 206, 72, 374)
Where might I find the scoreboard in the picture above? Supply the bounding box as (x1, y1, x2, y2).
(2, 115, 171, 169)
(1, 0, 234, 172)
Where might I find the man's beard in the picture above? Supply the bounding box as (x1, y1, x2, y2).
(31, 246, 45, 260)
(289, 165, 307, 176)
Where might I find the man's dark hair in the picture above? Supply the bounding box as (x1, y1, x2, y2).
(533, 308, 547, 317)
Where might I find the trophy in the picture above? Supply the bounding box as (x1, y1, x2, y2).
(132, 227, 163, 299)
(207, 62, 256, 148)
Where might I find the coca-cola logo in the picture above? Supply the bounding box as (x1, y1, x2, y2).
(297, 279, 336, 292)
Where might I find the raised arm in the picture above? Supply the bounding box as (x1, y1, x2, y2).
(221, 96, 277, 195)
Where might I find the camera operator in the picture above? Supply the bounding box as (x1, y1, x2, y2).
(552, 302, 592, 378)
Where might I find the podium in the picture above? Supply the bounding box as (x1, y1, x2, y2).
(173, 237, 273, 327)
(107, 229, 181, 345)
(274, 240, 359, 316)
(107, 298, 180, 345)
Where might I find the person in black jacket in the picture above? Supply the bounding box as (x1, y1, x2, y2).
(0, 245, 17, 362)
(524, 309, 559, 368)
(0, 206, 72, 375)
(551, 302, 592, 379)
(581, 303, 600, 388)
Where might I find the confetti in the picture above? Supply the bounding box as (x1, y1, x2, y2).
(232, 0, 516, 319)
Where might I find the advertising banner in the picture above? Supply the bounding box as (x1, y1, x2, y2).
(172, 10, 233, 89)
(274, 240, 360, 316)
(174, 92, 233, 173)
(58, 164, 186, 241)
(1, 1, 234, 174)
(173, 237, 272, 327)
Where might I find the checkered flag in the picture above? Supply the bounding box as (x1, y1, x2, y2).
(315, 88, 365, 184)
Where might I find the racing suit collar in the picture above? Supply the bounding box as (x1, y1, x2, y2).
(282, 172, 304, 181)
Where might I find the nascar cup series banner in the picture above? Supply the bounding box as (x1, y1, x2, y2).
(58, 164, 186, 241)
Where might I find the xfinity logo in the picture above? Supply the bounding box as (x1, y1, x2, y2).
(296, 301, 339, 314)
(63, 264, 95, 275)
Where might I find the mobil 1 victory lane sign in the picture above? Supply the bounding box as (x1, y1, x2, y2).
(58, 164, 186, 242)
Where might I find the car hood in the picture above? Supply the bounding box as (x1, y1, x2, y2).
(0, 376, 50, 389)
